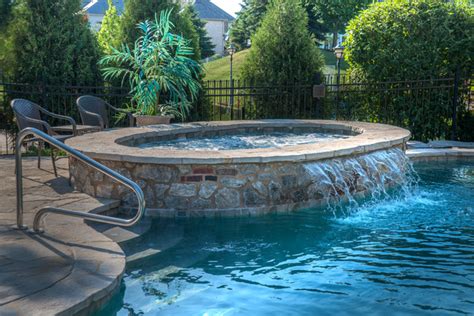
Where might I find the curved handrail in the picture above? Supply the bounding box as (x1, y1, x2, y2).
(16, 127, 146, 233)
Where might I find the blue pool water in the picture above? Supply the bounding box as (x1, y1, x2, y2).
(97, 161, 474, 315)
(138, 132, 349, 151)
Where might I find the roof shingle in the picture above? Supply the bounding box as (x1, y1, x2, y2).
(193, 0, 234, 21)
(82, 0, 234, 21)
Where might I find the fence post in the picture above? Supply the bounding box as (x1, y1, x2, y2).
(40, 80, 48, 110)
(230, 78, 234, 120)
(0, 69, 8, 155)
(451, 66, 460, 141)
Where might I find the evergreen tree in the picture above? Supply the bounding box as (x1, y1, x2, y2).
(241, 0, 323, 85)
(311, 0, 372, 47)
(229, 0, 269, 50)
(0, 0, 13, 70)
(6, 0, 101, 85)
(174, 4, 201, 61)
(0, 0, 12, 29)
(119, 0, 201, 60)
(303, 0, 329, 42)
(230, 0, 327, 49)
(184, 4, 215, 59)
(120, 0, 175, 47)
(97, 0, 121, 55)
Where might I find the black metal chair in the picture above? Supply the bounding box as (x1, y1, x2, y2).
(76, 95, 134, 130)
(11, 99, 77, 177)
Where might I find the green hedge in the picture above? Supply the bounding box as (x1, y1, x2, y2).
(344, 0, 473, 141)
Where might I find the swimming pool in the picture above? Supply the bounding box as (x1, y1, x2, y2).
(96, 160, 474, 315)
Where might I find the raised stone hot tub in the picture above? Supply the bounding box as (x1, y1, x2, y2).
(66, 120, 411, 217)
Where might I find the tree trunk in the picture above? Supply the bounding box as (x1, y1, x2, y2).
(332, 31, 338, 48)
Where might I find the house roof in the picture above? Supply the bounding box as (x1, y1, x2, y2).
(82, 0, 125, 15)
(82, 0, 234, 21)
(194, 0, 234, 21)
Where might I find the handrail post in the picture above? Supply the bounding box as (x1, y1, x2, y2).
(15, 127, 146, 233)
(15, 129, 28, 230)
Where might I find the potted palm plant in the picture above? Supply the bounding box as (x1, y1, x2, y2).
(100, 10, 202, 126)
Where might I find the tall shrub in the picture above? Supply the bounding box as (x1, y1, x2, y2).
(240, 0, 323, 118)
(345, 0, 473, 81)
(6, 0, 102, 85)
(344, 0, 473, 140)
(241, 0, 323, 85)
(97, 0, 122, 55)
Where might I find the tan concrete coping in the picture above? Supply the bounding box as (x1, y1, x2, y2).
(407, 148, 474, 161)
(66, 120, 411, 165)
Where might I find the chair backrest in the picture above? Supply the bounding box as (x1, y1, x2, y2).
(76, 95, 109, 128)
(11, 99, 46, 132)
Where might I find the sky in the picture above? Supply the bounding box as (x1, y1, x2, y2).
(211, 0, 243, 17)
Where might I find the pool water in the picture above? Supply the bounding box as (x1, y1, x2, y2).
(138, 132, 349, 151)
(97, 161, 474, 315)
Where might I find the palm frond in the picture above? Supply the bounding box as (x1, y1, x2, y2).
(99, 9, 202, 118)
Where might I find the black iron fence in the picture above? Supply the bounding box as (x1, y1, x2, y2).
(1, 72, 472, 154)
(195, 80, 320, 121)
(197, 74, 472, 141)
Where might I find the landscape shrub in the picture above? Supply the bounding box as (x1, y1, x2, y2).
(344, 0, 473, 140)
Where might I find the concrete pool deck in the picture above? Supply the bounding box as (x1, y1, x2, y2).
(0, 144, 472, 315)
(0, 157, 124, 315)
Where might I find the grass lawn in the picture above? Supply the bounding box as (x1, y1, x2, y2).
(203, 50, 250, 81)
(319, 48, 349, 75)
(203, 48, 349, 81)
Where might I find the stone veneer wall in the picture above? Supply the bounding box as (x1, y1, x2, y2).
(69, 146, 404, 217)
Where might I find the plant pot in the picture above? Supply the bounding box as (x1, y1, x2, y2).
(135, 115, 172, 127)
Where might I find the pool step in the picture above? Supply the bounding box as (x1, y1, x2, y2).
(87, 198, 121, 215)
(88, 203, 185, 266)
(87, 215, 152, 244)
(126, 247, 162, 264)
(122, 222, 184, 267)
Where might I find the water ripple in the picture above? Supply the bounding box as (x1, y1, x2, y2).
(95, 161, 474, 316)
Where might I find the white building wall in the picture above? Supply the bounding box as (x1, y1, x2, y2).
(204, 19, 227, 56)
(88, 14, 104, 32)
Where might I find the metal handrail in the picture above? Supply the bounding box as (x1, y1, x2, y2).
(16, 127, 146, 233)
